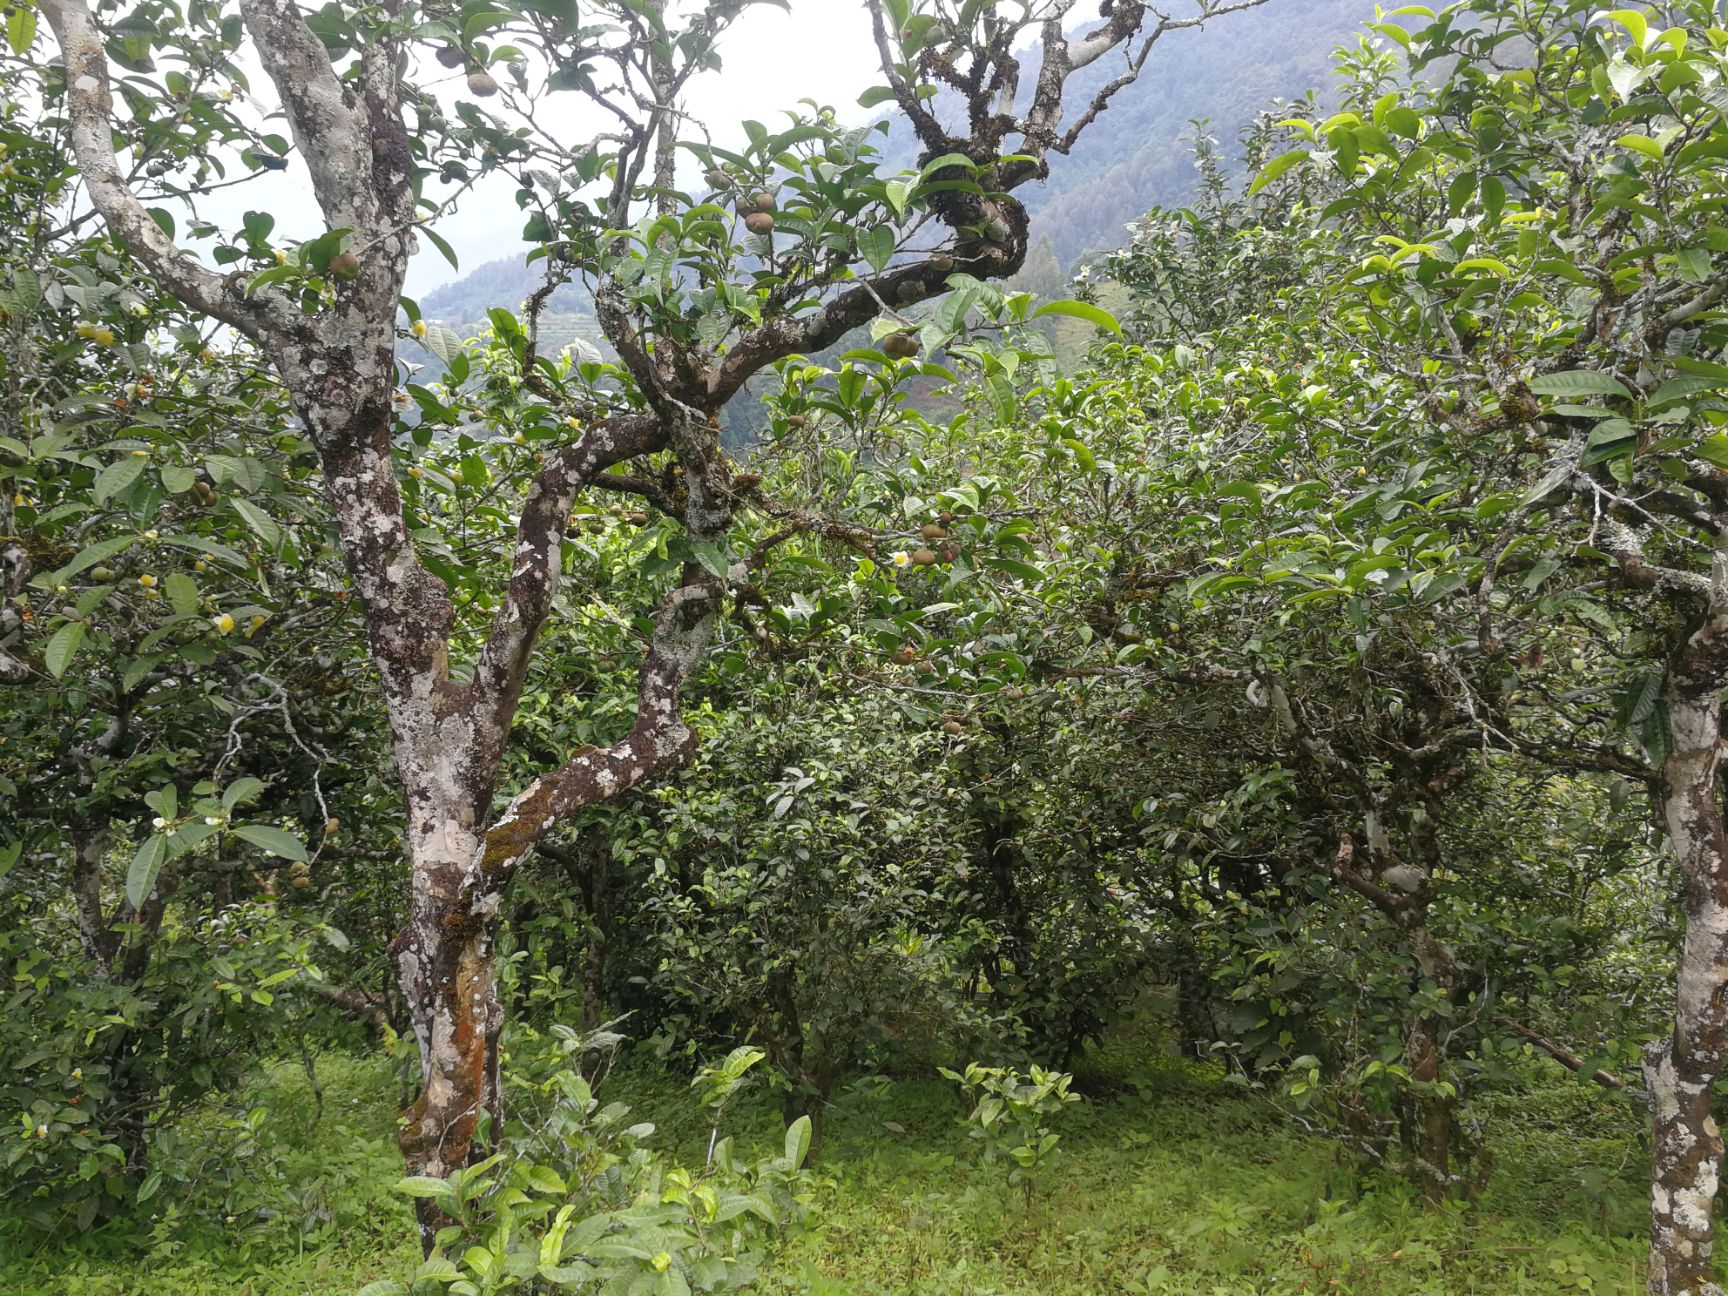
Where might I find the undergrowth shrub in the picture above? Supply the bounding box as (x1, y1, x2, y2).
(364, 1035, 815, 1296)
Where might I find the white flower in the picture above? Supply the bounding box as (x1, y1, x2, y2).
(891, 552, 911, 568)
(205, 816, 222, 826)
(151, 816, 166, 828)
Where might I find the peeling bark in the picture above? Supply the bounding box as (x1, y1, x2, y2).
(1645, 560, 1728, 1296)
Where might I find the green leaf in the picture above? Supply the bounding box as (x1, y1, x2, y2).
(420, 323, 463, 365)
(43, 621, 86, 679)
(393, 1176, 451, 1199)
(222, 777, 266, 810)
(1249, 149, 1311, 196)
(420, 226, 459, 272)
(1697, 435, 1728, 469)
(33, 536, 136, 588)
(526, 1165, 567, 1194)
(159, 466, 196, 494)
(126, 834, 168, 911)
(1675, 247, 1711, 282)
(1030, 300, 1122, 335)
(858, 225, 896, 275)
(986, 557, 1046, 583)
(94, 457, 147, 505)
(784, 1114, 812, 1170)
(1615, 133, 1663, 161)
(1529, 370, 1634, 400)
(5, 4, 36, 56)
(165, 572, 200, 616)
(1602, 7, 1648, 48)
(231, 499, 282, 550)
(232, 824, 308, 862)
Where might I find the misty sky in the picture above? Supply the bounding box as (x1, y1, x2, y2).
(194, 5, 887, 296)
(175, 1, 1119, 293)
(410, 4, 889, 293)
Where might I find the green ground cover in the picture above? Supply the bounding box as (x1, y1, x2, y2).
(0, 1032, 1648, 1296)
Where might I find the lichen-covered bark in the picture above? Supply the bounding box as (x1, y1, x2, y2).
(1646, 593, 1728, 1296)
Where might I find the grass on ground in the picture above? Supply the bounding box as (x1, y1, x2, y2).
(0, 1031, 1650, 1295)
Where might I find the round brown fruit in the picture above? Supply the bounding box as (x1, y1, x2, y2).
(467, 70, 499, 97)
(883, 333, 920, 359)
(705, 168, 729, 189)
(290, 875, 310, 891)
(195, 481, 214, 504)
(744, 211, 775, 236)
(436, 44, 465, 68)
(941, 718, 965, 736)
(911, 547, 938, 567)
(921, 523, 948, 540)
(323, 817, 340, 837)
(329, 251, 360, 280)
(748, 190, 775, 212)
(892, 645, 916, 665)
(785, 414, 807, 428)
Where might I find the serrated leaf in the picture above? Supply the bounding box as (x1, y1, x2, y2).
(232, 824, 308, 862)
(159, 465, 196, 494)
(1616, 133, 1664, 161)
(34, 535, 135, 588)
(222, 777, 265, 810)
(1249, 149, 1311, 196)
(231, 499, 282, 550)
(1030, 299, 1121, 335)
(164, 535, 249, 569)
(858, 225, 895, 275)
(94, 457, 147, 505)
(165, 571, 199, 616)
(784, 1114, 811, 1169)
(986, 557, 1046, 583)
(43, 621, 86, 679)
(126, 834, 167, 911)
(6, 4, 37, 56)
(393, 1176, 451, 1198)
(1529, 370, 1634, 400)
(422, 323, 463, 364)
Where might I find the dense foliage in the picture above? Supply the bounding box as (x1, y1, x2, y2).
(6, 0, 1728, 1292)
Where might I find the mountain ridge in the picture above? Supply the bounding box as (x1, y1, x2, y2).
(416, 0, 1366, 338)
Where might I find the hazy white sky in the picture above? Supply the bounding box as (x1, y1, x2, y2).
(412, 4, 885, 293)
(197, 4, 886, 296)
